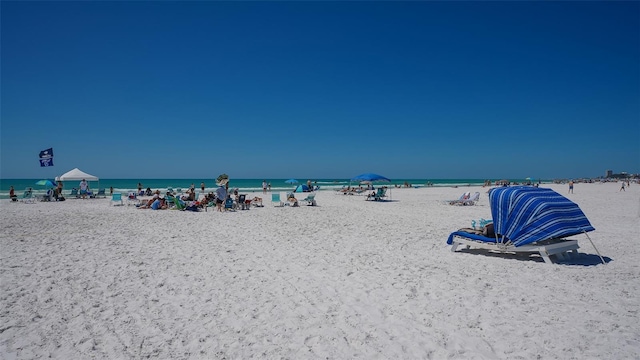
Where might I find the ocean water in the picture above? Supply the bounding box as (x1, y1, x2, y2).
(0, 178, 540, 200)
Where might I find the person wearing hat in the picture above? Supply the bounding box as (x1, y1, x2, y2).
(215, 179, 228, 212)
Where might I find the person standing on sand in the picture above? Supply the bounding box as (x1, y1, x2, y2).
(56, 181, 63, 198)
(620, 182, 626, 192)
(201, 182, 205, 193)
(215, 179, 228, 212)
(79, 179, 89, 199)
(568, 180, 574, 194)
(262, 180, 267, 194)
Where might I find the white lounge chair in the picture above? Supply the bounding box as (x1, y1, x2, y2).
(444, 192, 470, 205)
(301, 193, 317, 206)
(448, 231, 579, 264)
(456, 192, 480, 206)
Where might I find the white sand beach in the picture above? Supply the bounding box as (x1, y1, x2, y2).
(1, 182, 638, 359)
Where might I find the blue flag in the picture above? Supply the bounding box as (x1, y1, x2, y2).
(39, 148, 54, 167)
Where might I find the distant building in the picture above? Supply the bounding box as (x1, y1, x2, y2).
(606, 170, 613, 178)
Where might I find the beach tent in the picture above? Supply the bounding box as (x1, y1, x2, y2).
(57, 168, 99, 181)
(294, 184, 311, 193)
(488, 186, 595, 247)
(57, 168, 100, 192)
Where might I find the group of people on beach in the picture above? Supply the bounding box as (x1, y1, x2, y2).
(134, 179, 265, 212)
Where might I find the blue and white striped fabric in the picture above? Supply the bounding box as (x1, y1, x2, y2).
(489, 186, 595, 247)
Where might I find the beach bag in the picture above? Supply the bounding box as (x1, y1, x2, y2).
(58, 196, 65, 201)
(185, 204, 199, 212)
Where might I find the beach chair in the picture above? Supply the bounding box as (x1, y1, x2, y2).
(93, 188, 106, 198)
(301, 193, 317, 206)
(238, 194, 250, 210)
(458, 192, 480, 206)
(110, 193, 124, 206)
(272, 193, 284, 207)
(126, 192, 140, 206)
(367, 188, 387, 201)
(445, 192, 470, 205)
(21, 188, 37, 204)
(68, 188, 79, 198)
(41, 189, 54, 202)
(171, 196, 186, 210)
(224, 197, 236, 211)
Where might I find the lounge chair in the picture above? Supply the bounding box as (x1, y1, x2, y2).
(300, 193, 317, 206)
(126, 192, 140, 206)
(93, 188, 106, 198)
(366, 188, 387, 201)
(21, 188, 37, 204)
(68, 188, 79, 198)
(445, 192, 470, 205)
(447, 186, 597, 264)
(171, 196, 186, 210)
(110, 193, 124, 206)
(272, 193, 284, 207)
(457, 192, 480, 206)
(41, 189, 54, 202)
(447, 230, 580, 264)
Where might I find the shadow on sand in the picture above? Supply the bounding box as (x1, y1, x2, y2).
(454, 248, 612, 266)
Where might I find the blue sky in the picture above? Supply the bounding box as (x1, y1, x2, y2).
(1, 1, 638, 180)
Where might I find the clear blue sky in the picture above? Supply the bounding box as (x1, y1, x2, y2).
(1, 1, 638, 180)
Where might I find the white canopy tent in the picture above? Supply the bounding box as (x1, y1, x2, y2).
(56, 168, 99, 181)
(56, 168, 101, 194)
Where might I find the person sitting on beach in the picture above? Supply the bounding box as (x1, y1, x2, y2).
(187, 188, 196, 201)
(145, 187, 153, 196)
(151, 198, 168, 210)
(252, 196, 263, 207)
(137, 197, 156, 209)
(287, 193, 299, 207)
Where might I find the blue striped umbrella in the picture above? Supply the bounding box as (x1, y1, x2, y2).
(489, 186, 595, 247)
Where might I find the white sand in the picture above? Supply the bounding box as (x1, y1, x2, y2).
(1, 183, 638, 359)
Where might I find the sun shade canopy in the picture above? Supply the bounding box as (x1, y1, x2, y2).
(489, 186, 595, 247)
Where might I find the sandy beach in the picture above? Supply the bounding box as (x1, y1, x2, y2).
(1, 182, 638, 359)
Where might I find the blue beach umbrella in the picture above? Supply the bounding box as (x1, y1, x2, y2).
(35, 179, 57, 187)
(285, 179, 299, 184)
(351, 173, 391, 183)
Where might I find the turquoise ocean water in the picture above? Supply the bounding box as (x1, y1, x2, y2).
(0, 178, 543, 200)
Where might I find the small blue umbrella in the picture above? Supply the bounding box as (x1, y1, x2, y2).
(35, 179, 57, 187)
(285, 179, 299, 184)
